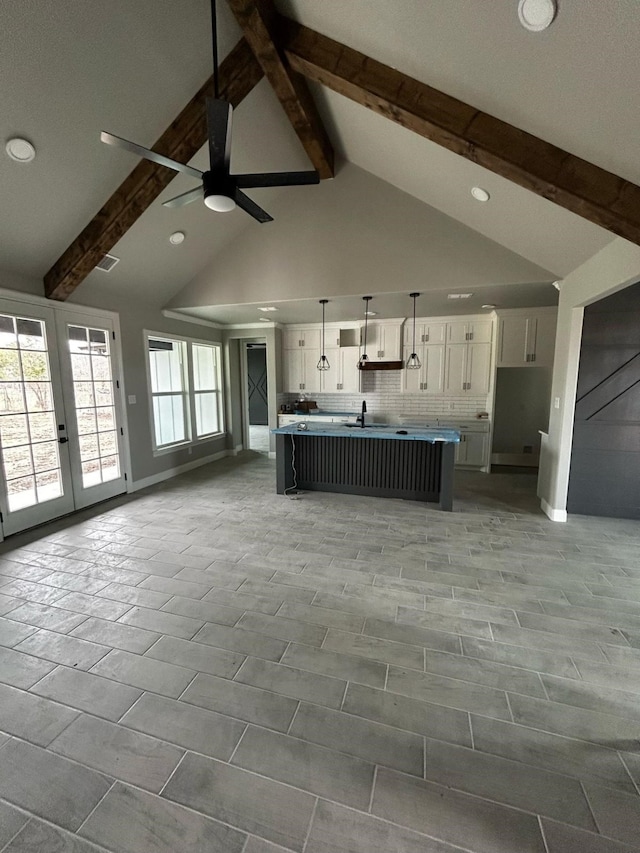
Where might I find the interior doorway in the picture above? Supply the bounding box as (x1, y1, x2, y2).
(245, 342, 269, 453)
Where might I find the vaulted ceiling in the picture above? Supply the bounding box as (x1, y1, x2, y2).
(2, 1, 639, 323)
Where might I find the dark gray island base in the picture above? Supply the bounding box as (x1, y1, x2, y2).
(273, 424, 460, 511)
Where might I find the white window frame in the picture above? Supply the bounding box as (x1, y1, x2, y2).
(144, 331, 224, 454)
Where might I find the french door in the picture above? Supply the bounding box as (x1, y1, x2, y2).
(0, 299, 126, 536)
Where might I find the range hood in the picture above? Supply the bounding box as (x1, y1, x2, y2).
(358, 361, 404, 371)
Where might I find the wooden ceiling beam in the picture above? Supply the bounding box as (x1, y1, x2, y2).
(280, 17, 640, 247)
(226, 0, 334, 179)
(44, 38, 263, 301)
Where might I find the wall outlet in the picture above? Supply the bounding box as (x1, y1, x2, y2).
(554, 396, 561, 409)
(128, 395, 136, 405)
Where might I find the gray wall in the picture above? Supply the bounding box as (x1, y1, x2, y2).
(493, 368, 551, 455)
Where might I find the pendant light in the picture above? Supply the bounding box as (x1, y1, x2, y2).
(358, 296, 372, 369)
(406, 292, 421, 370)
(317, 299, 330, 371)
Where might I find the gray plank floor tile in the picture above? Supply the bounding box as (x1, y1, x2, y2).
(192, 621, 287, 661)
(120, 692, 245, 759)
(138, 575, 211, 599)
(396, 605, 493, 640)
(362, 617, 461, 654)
(0, 615, 37, 647)
(461, 635, 580, 678)
(516, 611, 630, 647)
(235, 656, 346, 708)
(161, 594, 243, 626)
(238, 578, 316, 604)
(387, 666, 511, 720)
(425, 647, 546, 698)
(281, 642, 387, 688)
(80, 782, 246, 853)
(14, 628, 109, 670)
(423, 596, 519, 626)
(54, 591, 133, 620)
(1, 579, 67, 605)
(277, 601, 364, 632)
(0, 681, 79, 745)
(202, 587, 282, 615)
(38, 571, 111, 595)
(470, 714, 638, 793)
(70, 616, 160, 653)
(49, 713, 184, 792)
(181, 671, 298, 731)
(542, 673, 640, 722)
(323, 629, 425, 670)
(145, 634, 244, 679)
(574, 657, 640, 694)
(3, 819, 107, 853)
(312, 590, 398, 620)
(541, 818, 640, 853)
(119, 606, 204, 640)
(237, 611, 327, 646)
(0, 800, 29, 849)
(0, 645, 56, 688)
(232, 724, 374, 809)
(490, 623, 609, 661)
(6, 601, 88, 633)
(0, 738, 111, 831)
(162, 752, 316, 851)
(97, 582, 172, 609)
(90, 648, 195, 698)
(424, 737, 596, 829)
(31, 664, 142, 721)
(290, 702, 424, 776)
(243, 837, 299, 853)
(372, 767, 546, 853)
(305, 799, 463, 853)
(583, 783, 640, 846)
(343, 682, 472, 746)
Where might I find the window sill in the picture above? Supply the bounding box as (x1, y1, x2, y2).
(152, 432, 225, 457)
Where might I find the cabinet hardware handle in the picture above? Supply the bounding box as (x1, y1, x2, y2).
(425, 334, 429, 341)
(532, 353, 536, 362)
(469, 332, 473, 341)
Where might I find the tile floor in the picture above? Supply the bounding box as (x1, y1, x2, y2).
(0, 454, 640, 852)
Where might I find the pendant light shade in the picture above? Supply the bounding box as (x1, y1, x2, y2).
(317, 299, 330, 371)
(358, 296, 372, 369)
(406, 292, 421, 370)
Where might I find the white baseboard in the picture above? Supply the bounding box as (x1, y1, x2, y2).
(268, 451, 276, 460)
(128, 449, 230, 493)
(227, 444, 244, 457)
(540, 498, 567, 523)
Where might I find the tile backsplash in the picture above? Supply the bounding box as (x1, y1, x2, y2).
(279, 370, 489, 422)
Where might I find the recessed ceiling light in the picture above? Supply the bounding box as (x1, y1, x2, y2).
(169, 231, 185, 245)
(5, 137, 36, 163)
(481, 304, 496, 309)
(471, 187, 490, 202)
(259, 317, 270, 322)
(365, 311, 377, 316)
(258, 306, 278, 312)
(518, 0, 556, 32)
(448, 293, 473, 300)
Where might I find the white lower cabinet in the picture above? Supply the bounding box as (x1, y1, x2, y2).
(402, 345, 445, 393)
(455, 430, 488, 467)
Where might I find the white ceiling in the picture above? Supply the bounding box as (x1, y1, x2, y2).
(2, 0, 638, 324)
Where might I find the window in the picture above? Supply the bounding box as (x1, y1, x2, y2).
(146, 334, 223, 451)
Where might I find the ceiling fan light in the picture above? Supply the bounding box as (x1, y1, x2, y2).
(204, 194, 236, 212)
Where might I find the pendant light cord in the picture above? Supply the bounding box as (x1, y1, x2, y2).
(322, 300, 325, 357)
(211, 0, 220, 98)
(412, 294, 417, 352)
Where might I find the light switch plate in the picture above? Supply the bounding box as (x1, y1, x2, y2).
(128, 395, 137, 405)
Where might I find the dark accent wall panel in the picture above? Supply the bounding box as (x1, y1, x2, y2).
(568, 280, 640, 519)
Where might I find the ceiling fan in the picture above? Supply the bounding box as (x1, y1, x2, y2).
(100, 0, 319, 223)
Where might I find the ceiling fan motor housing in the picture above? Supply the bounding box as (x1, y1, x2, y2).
(203, 170, 235, 204)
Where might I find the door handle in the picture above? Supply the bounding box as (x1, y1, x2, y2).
(59, 437, 69, 444)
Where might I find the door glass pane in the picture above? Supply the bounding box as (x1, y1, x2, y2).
(67, 325, 121, 488)
(0, 313, 63, 512)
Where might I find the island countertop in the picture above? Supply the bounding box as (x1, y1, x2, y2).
(272, 422, 460, 443)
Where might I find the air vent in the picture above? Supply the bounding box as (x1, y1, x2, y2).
(95, 253, 120, 272)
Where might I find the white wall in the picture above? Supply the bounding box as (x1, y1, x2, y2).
(539, 238, 640, 520)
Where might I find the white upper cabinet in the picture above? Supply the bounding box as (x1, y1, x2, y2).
(497, 309, 557, 367)
(321, 347, 361, 393)
(284, 348, 322, 394)
(283, 328, 321, 350)
(403, 321, 447, 347)
(444, 342, 492, 394)
(361, 322, 402, 361)
(447, 320, 493, 345)
(402, 344, 445, 393)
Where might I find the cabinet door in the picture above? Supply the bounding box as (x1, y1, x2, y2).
(423, 345, 445, 393)
(300, 329, 321, 349)
(447, 322, 469, 345)
(498, 316, 528, 366)
(284, 351, 304, 391)
(468, 321, 493, 344)
(444, 344, 467, 392)
(422, 323, 447, 345)
(366, 324, 401, 360)
(402, 345, 423, 393)
(530, 315, 556, 366)
(301, 349, 321, 394)
(283, 329, 303, 349)
(320, 347, 340, 392)
(339, 347, 361, 393)
(466, 342, 492, 394)
(464, 432, 487, 466)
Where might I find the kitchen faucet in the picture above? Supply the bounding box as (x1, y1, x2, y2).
(357, 400, 367, 428)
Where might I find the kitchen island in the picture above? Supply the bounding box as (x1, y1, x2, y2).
(272, 422, 460, 510)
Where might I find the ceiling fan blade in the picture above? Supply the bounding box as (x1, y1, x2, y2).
(235, 170, 320, 189)
(207, 98, 233, 172)
(100, 132, 203, 180)
(235, 190, 273, 223)
(162, 186, 203, 209)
